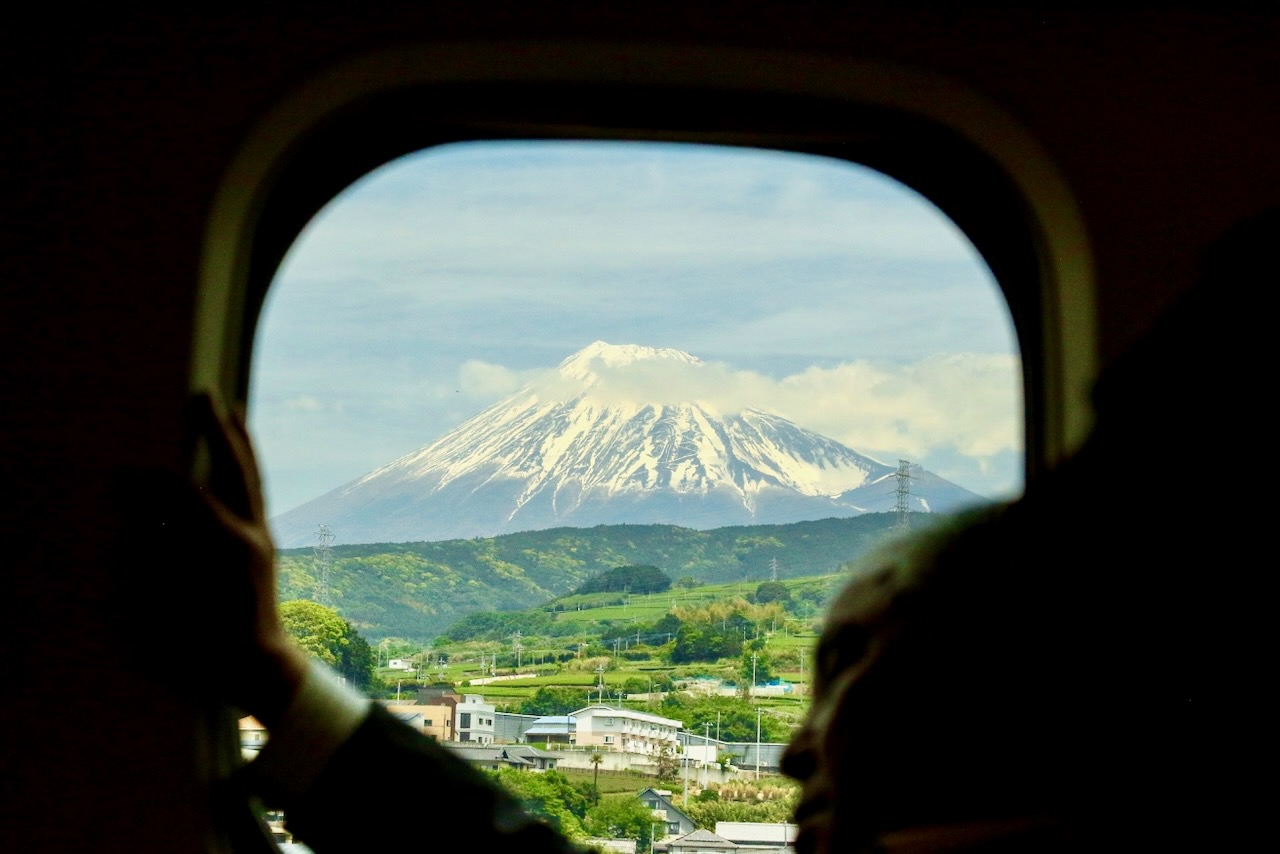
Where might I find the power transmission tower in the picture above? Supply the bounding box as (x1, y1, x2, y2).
(770, 556, 779, 581)
(313, 524, 335, 605)
(894, 460, 914, 530)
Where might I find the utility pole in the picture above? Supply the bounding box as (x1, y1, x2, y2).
(702, 722, 710, 786)
(755, 706, 762, 780)
(312, 524, 334, 606)
(894, 459, 914, 530)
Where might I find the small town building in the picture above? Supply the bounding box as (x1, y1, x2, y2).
(383, 702, 456, 741)
(714, 822, 798, 854)
(660, 828, 739, 854)
(571, 705, 682, 755)
(521, 714, 577, 746)
(639, 787, 697, 839)
(444, 743, 536, 771)
(456, 694, 497, 744)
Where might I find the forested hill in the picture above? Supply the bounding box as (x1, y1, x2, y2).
(276, 513, 915, 642)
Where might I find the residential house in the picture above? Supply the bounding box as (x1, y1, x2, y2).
(521, 714, 577, 746)
(383, 702, 455, 741)
(639, 787, 697, 840)
(444, 743, 536, 772)
(714, 823, 798, 854)
(661, 828, 739, 854)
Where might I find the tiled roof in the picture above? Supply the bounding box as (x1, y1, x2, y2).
(672, 829, 737, 848)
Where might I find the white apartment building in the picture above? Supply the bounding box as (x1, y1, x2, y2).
(570, 705, 683, 754)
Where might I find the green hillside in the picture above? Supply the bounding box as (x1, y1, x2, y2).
(277, 513, 916, 641)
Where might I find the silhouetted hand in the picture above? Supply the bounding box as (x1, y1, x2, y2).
(118, 393, 306, 725)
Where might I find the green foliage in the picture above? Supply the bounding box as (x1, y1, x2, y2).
(279, 599, 376, 689)
(739, 649, 774, 691)
(339, 629, 376, 690)
(655, 744, 679, 781)
(683, 796, 797, 828)
(752, 581, 792, 607)
(280, 600, 350, 665)
(514, 686, 591, 716)
(575, 564, 672, 596)
(275, 514, 904, 641)
(584, 796, 657, 850)
(487, 769, 588, 839)
(442, 608, 555, 642)
(670, 618, 747, 664)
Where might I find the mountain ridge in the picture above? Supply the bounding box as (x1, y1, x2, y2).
(275, 513, 924, 641)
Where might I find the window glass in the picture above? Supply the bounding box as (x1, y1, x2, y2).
(249, 139, 1020, 768)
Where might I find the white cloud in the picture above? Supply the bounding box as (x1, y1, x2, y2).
(524, 351, 1021, 473)
(456, 360, 544, 398)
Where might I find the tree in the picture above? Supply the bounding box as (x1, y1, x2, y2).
(280, 600, 350, 665)
(575, 564, 672, 595)
(516, 686, 591, 716)
(279, 599, 375, 689)
(488, 769, 588, 839)
(752, 581, 792, 607)
(589, 749, 604, 790)
(739, 649, 773, 695)
(338, 628, 376, 690)
(585, 796, 658, 851)
(655, 744, 680, 781)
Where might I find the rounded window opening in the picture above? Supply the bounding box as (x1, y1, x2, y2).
(248, 139, 1022, 755)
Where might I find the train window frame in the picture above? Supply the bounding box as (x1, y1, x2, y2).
(193, 42, 1096, 485)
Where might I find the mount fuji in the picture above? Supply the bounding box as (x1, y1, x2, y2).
(270, 342, 986, 547)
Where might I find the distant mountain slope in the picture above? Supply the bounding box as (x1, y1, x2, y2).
(272, 342, 986, 548)
(277, 513, 929, 641)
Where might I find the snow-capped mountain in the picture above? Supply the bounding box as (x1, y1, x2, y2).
(271, 342, 985, 547)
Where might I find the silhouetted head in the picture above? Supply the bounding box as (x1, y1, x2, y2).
(782, 211, 1280, 852)
(781, 505, 1084, 853)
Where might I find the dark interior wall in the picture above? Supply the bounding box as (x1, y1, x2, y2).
(2, 6, 1276, 851)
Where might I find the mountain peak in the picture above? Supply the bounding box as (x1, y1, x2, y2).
(557, 341, 704, 385)
(270, 343, 985, 546)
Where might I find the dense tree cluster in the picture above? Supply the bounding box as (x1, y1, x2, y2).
(440, 608, 557, 642)
(514, 686, 592, 716)
(574, 564, 672, 595)
(279, 599, 376, 689)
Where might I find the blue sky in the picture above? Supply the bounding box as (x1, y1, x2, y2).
(249, 140, 1022, 517)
